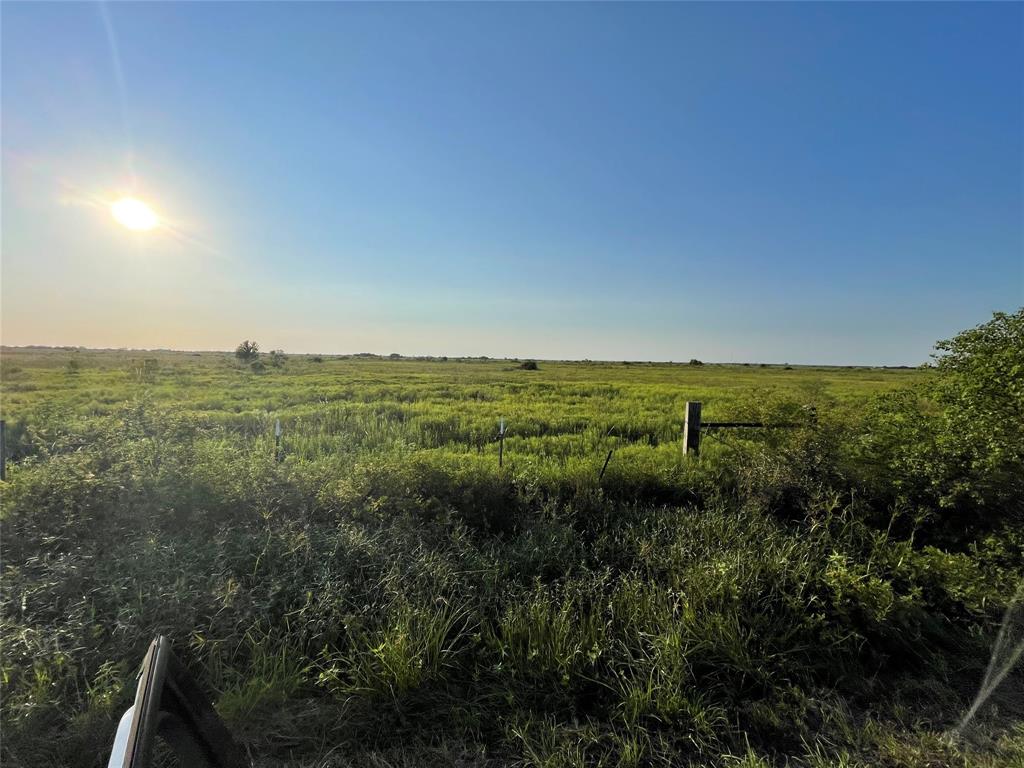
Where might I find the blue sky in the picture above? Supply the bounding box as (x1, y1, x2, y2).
(2, 2, 1021, 364)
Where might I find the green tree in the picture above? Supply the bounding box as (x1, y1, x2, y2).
(235, 340, 259, 362)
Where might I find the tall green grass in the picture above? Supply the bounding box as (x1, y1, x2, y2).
(0, 348, 1020, 767)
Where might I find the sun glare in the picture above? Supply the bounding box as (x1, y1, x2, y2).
(111, 197, 159, 231)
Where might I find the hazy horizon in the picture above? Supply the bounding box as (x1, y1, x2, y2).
(3, 3, 1022, 365)
(0, 339, 945, 368)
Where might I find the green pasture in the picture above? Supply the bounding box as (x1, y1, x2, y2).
(2, 342, 1020, 768)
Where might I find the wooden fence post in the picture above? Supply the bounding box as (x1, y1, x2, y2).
(683, 401, 702, 456)
(498, 418, 506, 469)
(0, 420, 6, 481)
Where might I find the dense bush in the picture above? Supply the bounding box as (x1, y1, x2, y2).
(859, 309, 1024, 540)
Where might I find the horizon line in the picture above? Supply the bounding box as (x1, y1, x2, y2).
(0, 343, 929, 370)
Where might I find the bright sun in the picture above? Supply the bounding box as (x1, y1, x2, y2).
(111, 197, 159, 231)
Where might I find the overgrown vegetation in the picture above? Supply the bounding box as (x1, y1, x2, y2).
(1, 311, 1022, 767)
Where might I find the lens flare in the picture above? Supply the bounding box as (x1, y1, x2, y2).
(111, 197, 159, 231)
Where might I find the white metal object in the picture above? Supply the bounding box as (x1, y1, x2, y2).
(106, 705, 135, 768)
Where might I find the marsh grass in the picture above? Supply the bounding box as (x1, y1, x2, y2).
(0, 348, 1020, 767)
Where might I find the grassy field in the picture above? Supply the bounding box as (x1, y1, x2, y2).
(2, 344, 1021, 767)
(0, 348, 920, 466)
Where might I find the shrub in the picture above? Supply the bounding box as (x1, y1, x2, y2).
(860, 308, 1024, 537)
(520, 361, 539, 371)
(235, 340, 259, 362)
